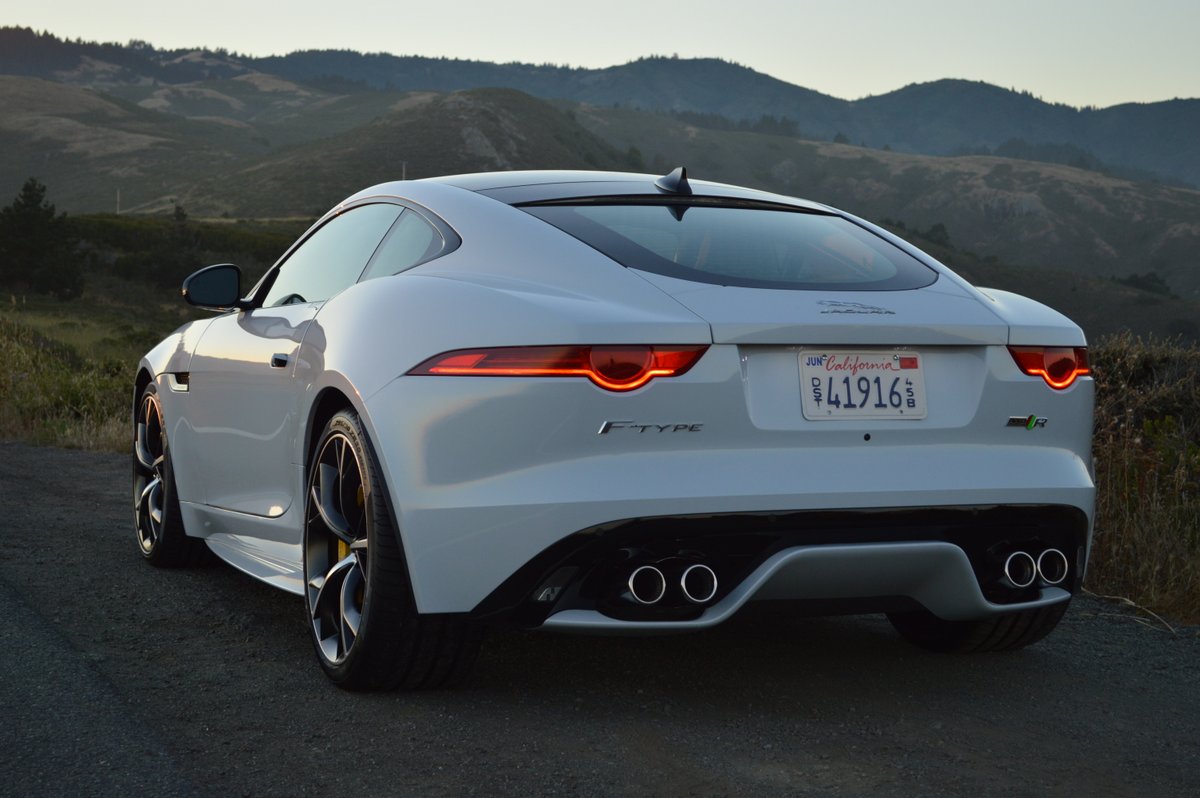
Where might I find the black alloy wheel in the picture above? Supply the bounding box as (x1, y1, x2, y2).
(132, 382, 208, 567)
(302, 410, 482, 690)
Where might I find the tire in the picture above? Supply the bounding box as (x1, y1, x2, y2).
(133, 382, 211, 567)
(887, 601, 1069, 653)
(302, 410, 482, 690)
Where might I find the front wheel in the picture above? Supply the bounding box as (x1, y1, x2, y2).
(887, 601, 1069, 653)
(132, 382, 209, 567)
(302, 410, 481, 690)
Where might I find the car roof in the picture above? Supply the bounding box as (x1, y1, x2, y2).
(422, 169, 829, 211)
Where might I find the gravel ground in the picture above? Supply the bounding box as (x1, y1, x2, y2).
(1, 441, 1197, 797)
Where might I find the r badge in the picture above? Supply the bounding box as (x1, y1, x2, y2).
(1007, 415, 1048, 430)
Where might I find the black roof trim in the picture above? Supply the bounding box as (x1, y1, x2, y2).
(431, 169, 829, 211)
(514, 194, 836, 216)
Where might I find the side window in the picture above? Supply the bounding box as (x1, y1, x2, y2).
(263, 204, 401, 307)
(359, 210, 444, 282)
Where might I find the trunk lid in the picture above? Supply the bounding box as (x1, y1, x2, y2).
(632, 271, 1010, 346)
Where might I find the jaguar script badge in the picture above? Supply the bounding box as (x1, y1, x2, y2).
(818, 300, 895, 315)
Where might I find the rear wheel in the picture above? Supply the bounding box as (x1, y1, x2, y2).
(887, 601, 1069, 653)
(133, 382, 209, 567)
(302, 410, 482, 690)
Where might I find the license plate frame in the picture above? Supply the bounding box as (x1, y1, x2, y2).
(799, 350, 927, 420)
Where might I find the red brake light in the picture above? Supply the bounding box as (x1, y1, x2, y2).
(410, 345, 708, 392)
(1007, 346, 1090, 389)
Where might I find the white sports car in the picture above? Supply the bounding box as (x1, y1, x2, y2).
(134, 168, 1095, 689)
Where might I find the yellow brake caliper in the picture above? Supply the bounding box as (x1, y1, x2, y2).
(337, 485, 365, 561)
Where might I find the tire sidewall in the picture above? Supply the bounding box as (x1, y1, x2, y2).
(304, 411, 403, 684)
(134, 382, 182, 564)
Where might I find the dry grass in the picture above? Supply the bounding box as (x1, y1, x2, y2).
(1088, 334, 1200, 623)
(0, 316, 130, 452)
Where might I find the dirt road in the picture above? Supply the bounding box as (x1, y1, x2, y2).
(1, 441, 1196, 796)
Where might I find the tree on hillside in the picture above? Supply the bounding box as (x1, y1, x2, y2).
(112, 200, 202, 287)
(921, 222, 951, 247)
(0, 178, 82, 299)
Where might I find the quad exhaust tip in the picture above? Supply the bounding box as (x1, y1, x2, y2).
(626, 563, 718, 605)
(627, 565, 667, 605)
(1003, 551, 1038, 589)
(1001, 549, 1070, 589)
(1037, 548, 1069, 585)
(680, 564, 718, 604)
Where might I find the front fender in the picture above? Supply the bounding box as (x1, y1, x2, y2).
(139, 317, 216, 379)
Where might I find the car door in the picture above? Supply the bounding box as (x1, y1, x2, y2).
(184, 203, 403, 522)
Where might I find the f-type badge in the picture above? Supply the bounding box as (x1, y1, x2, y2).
(1007, 415, 1048, 429)
(598, 420, 704, 435)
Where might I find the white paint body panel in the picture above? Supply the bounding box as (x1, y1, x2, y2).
(364, 346, 1093, 612)
(631, 272, 1011, 345)
(138, 171, 1096, 629)
(185, 305, 318, 516)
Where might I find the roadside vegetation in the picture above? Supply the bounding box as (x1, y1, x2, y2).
(0, 315, 128, 449)
(0, 180, 309, 448)
(0, 182, 1196, 625)
(1088, 337, 1200, 625)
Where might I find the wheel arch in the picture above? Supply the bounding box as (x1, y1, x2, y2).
(302, 384, 422, 613)
(304, 387, 356, 470)
(133, 366, 154, 422)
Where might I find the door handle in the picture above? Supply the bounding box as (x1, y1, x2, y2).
(270, 353, 289, 368)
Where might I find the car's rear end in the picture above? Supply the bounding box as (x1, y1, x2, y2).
(362, 172, 1094, 648)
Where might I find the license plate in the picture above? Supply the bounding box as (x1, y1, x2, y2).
(800, 350, 927, 420)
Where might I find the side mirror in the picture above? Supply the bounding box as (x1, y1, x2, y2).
(182, 264, 247, 310)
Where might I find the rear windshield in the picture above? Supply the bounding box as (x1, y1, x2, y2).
(521, 202, 937, 291)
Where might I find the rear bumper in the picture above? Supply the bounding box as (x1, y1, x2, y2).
(361, 356, 1094, 621)
(542, 543, 1072, 633)
(367, 397, 1095, 616)
(470, 504, 1090, 630)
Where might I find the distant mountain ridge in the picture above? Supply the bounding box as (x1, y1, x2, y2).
(180, 89, 638, 216)
(3, 26, 1198, 187)
(2, 26, 1198, 329)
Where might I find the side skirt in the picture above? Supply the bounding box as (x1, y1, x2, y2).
(179, 501, 304, 595)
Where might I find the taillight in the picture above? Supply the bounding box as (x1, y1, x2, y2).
(1007, 346, 1090, 389)
(409, 345, 708, 392)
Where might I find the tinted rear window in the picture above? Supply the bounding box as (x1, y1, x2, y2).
(521, 203, 936, 290)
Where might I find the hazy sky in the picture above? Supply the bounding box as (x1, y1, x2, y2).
(7, 0, 1197, 107)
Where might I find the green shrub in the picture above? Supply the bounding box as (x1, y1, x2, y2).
(1089, 334, 1200, 623)
(0, 317, 129, 450)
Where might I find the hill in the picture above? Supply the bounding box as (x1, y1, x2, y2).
(2, 71, 1196, 325)
(100, 74, 416, 149)
(176, 89, 640, 216)
(0, 75, 267, 211)
(2, 34, 1198, 341)
(2, 27, 1198, 188)
(168, 91, 1199, 342)
(571, 104, 1200, 302)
